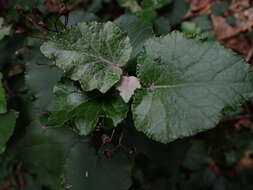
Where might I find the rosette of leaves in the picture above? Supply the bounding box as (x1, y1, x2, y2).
(42, 21, 253, 144)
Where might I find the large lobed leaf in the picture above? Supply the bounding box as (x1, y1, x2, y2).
(48, 81, 128, 135)
(41, 21, 132, 93)
(63, 143, 132, 190)
(16, 120, 132, 190)
(132, 32, 253, 143)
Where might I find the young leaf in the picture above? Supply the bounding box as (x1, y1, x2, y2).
(0, 73, 6, 114)
(63, 143, 132, 190)
(0, 110, 18, 153)
(41, 22, 132, 93)
(132, 32, 253, 143)
(48, 81, 128, 135)
(116, 76, 141, 103)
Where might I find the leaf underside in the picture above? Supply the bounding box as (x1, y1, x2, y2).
(133, 32, 253, 143)
(41, 21, 132, 93)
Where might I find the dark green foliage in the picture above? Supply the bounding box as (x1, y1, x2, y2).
(1, 1, 253, 190)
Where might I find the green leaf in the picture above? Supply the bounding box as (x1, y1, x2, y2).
(183, 140, 211, 170)
(165, 0, 189, 26)
(16, 120, 132, 190)
(48, 81, 128, 135)
(16, 120, 79, 189)
(181, 21, 201, 35)
(60, 10, 99, 26)
(115, 14, 154, 59)
(141, 0, 172, 9)
(132, 32, 253, 143)
(0, 110, 18, 153)
(63, 143, 132, 190)
(117, 0, 142, 13)
(211, 1, 229, 16)
(25, 38, 62, 113)
(192, 15, 213, 32)
(154, 16, 171, 35)
(41, 22, 132, 93)
(0, 17, 11, 40)
(0, 73, 6, 114)
(136, 8, 157, 23)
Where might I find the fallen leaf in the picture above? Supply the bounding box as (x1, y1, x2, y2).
(211, 15, 241, 40)
(236, 151, 253, 170)
(116, 76, 141, 103)
(188, 0, 210, 12)
(223, 35, 251, 58)
(234, 119, 251, 129)
(44, 0, 61, 12)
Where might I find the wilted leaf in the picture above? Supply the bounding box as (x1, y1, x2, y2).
(0, 110, 18, 153)
(132, 32, 253, 143)
(41, 21, 132, 93)
(116, 76, 141, 103)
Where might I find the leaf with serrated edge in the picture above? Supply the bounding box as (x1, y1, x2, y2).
(133, 32, 253, 143)
(41, 21, 132, 93)
(48, 81, 128, 135)
(116, 76, 141, 103)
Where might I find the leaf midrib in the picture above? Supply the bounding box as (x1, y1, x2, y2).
(148, 81, 252, 89)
